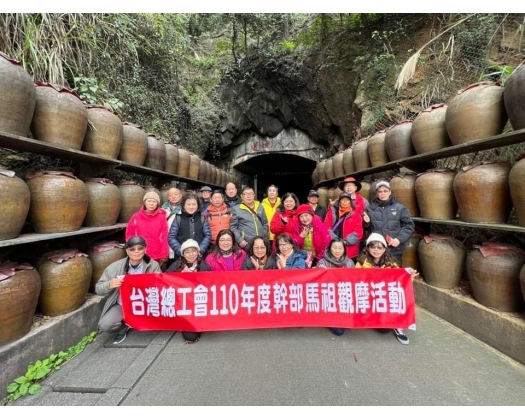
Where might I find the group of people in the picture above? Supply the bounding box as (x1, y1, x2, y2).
(96, 178, 417, 346)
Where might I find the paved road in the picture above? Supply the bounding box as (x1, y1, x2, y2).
(11, 307, 525, 406)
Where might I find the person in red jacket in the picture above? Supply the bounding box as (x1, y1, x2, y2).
(290, 204, 331, 267)
(126, 191, 169, 268)
(205, 229, 246, 271)
(324, 192, 364, 260)
(270, 192, 299, 255)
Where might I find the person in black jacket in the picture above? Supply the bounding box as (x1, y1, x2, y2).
(363, 180, 415, 264)
(306, 189, 327, 221)
(242, 235, 278, 270)
(225, 182, 242, 209)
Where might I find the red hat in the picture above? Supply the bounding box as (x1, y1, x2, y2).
(296, 204, 315, 216)
(337, 177, 362, 192)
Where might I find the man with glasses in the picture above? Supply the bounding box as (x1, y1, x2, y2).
(95, 236, 161, 344)
(363, 180, 414, 265)
(230, 186, 269, 249)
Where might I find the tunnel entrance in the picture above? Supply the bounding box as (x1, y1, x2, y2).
(234, 153, 316, 202)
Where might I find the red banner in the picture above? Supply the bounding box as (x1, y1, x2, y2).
(120, 268, 415, 332)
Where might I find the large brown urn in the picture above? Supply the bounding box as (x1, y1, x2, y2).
(37, 250, 92, 317)
(84, 178, 122, 227)
(419, 235, 466, 289)
(385, 120, 415, 161)
(467, 243, 525, 312)
(0, 166, 30, 240)
(26, 171, 88, 234)
(87, 241, 126, 293)
(415, 169, 457, 220)
(446, 82, 507, 145)
(82, 105, 123, 159)
(411, 104, 451, 154)
(0, 52, 36, 137)
(31, 83, 88, 150)
(0, 263, 41, 346)
(453, 162, 511, 223)
(509, 154, 525, 227)
(390, 173, 419, 217)
(119, 122, 148, 166)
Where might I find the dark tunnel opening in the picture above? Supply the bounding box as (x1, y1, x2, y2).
(234, 153, 317, 202)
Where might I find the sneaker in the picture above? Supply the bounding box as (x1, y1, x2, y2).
(393, 328, 409, 345)
(329, 328, 345, 336)
(113, 326, 130, 344)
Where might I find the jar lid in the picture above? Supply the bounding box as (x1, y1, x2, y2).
(41, 249, 88, 263)
(26, 171, 77, 180)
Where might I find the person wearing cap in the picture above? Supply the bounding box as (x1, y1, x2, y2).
(324, 192, 364, 260)
(166, 239, 211, 344)
(206, 190, 232, 246)
(230, 186, 269, 249)
(96, 236, 161, 345)
(199, 186, 212, 209)
(261, 184, 281, 245)
(168, 192, 211, 258)
(307, 189, 327, 221)
(224, 182, 242, 209)
(333, 177, 369, 215)
(362, 180, 415, 264)
(205, 228, 247, 271)
(290, 204, 331, 267)
(126, 191, 169, 268)
(354, 232, 418, 344)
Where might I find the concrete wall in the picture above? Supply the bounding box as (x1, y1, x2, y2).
(0, 296, 105, 401)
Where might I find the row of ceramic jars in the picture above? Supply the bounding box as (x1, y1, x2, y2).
(0, 240, 128, 347)
(380, 160, 525, 226)
(312, 78, 520, 184)
(401, 234, 525, 313)
(0, 170, 160, 240)
(0, 52, 225, 184)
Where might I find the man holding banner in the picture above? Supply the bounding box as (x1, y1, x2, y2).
(96, 236, 161, 344)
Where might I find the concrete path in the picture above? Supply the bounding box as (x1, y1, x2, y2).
(11, 307, 525, 406)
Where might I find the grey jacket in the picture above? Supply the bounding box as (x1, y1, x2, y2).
(95, 255, 161, 319)
(230, 201, 269, 245)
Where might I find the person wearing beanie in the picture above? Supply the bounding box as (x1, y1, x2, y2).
(166, 238, 211, 344)
(96, 236, 161, 345)
(289, 204, 331, 267)
(362, 179, 415, 264)
(126, 191, 169, 268)
(324, 192, 364, 260)
(354, 232, 418, 345)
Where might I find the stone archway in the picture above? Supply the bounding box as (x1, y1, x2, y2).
(229, 128, 326, 201)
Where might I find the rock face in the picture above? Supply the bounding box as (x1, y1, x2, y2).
(215, 47, 362, 160)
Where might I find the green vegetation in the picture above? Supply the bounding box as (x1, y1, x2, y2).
(4, 331, 99, 404)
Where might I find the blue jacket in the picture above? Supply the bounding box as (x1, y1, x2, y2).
(281, 250, 308, 269)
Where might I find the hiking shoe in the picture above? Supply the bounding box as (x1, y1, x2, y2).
(113, 326, 130, 344)
(393, 328, 409, 345)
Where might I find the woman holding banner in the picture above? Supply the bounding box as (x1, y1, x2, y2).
(166, 238, 211, 344)
(242, 235, 278, 270)
(275, 233, 308, 269)
(356, 233, 418, 345)
(318, 238, 356, 337)
(205, 229, 246, 271)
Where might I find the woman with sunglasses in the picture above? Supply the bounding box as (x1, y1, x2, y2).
(242, 235, 278, 270)
(355, 233, 417, 345)
(205, 229, 246, 271)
